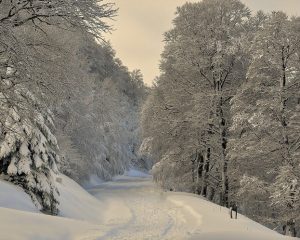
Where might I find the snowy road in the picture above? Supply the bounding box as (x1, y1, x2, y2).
(86, 174, 287, 240)
(88, 175, 199, 240)
(0, 173, 292, 240)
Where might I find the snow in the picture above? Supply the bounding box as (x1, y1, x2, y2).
(0, 171, 296, 240)
(167, 194, 284, 240)
(57, 175, 106, 222)
(0, 207, 108, 240)
(0, 180, 37, 212)
(88, 173, 291, 240)
(0, 176, 110, 240)
(113, 169, 151, 179)
(81, 174, 104, 189)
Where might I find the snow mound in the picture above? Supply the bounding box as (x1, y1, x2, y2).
(167, 192, 291, 240)
(0, 175, 110, 240)
(0, 180, 38, 213)
(0, 207, 108, 240)
(57, 174, 106, 223)
(0, 175, 108, 223)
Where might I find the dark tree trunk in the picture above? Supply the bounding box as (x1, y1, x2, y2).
(217, 93, 229, 207)
(284, 219, 297, 237)
(201, 147, 210, 197)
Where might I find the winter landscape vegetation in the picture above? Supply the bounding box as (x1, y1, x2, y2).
(0, 0, 299, 239)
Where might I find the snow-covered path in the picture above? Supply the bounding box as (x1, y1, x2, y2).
(89, 176, 197, 240)
(0, 172, 294, 240)
(86, 174, 288, 240)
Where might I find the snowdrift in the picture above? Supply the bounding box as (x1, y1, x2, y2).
(0, 207, 108, 240)
(0, 175, 108, 240)
(0, 180, 38, 213)
(0, 171, 297, 240)
(167, 193, 287, 240)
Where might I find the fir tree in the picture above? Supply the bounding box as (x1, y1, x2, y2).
(0, 85, 60, 215)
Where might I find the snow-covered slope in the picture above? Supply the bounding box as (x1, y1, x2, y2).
(0, 175, 110, 240)
(58, 175, 106, 222)
(0, 172, 296, 240)
(89, 173, 293, 240)
(168, 194, 283, 240)
(0, 180, 38, 213)
(0, 207, 108, 240)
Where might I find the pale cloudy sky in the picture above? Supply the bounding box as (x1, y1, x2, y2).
(104, 0, 300, 85)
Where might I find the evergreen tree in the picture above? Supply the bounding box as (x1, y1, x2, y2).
(0, 85, 60, 215)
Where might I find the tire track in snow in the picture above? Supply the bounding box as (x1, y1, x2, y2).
(90, 176, 196, 240)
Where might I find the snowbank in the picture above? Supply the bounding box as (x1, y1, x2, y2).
(57, 175, 106, 223)
(0, 176, 109, 240)
(0, 207, 108, 240)
(167, 192, 291, 240)
(0, 174, 108, 223)
(0, 173, 295, 240)
(0, 174, 133, 240)
(0, 180, 38, 213)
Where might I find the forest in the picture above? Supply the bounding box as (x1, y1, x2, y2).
(0, 0, 147, 214)
(141, 0, 300, 235)
(0, 0, 299, 239)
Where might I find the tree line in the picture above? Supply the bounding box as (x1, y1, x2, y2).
(141, 0, 300, 236)
(0, 0, 146, 215)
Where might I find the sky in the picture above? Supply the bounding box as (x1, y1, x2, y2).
(104, 0, 300, 85)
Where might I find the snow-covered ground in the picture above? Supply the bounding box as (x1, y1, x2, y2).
(0, 176, 109, 240)
(0, 171, 296, 240)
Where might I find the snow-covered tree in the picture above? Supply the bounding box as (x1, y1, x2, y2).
(142, 0, 251, 206)
(0, 85, 60, 214)
(229, 12, 300, 234)
(52, 37, 147, 182)
(0, 0, 116, 35)
(0, 0, 121, 214)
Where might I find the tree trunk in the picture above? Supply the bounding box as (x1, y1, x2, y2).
(220, 116, 229, 207)
(208, 186, 215, 201)
(191, 151, 196, 186)
(195, 151, 203, 194)
(201, 148, 210, 197)
(280, 47, 290, 163)
(216, 82, 229, 207)
(280, 47, 296, 237)
(201, 121, 214, 198)
(284, 219, 297, 237)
